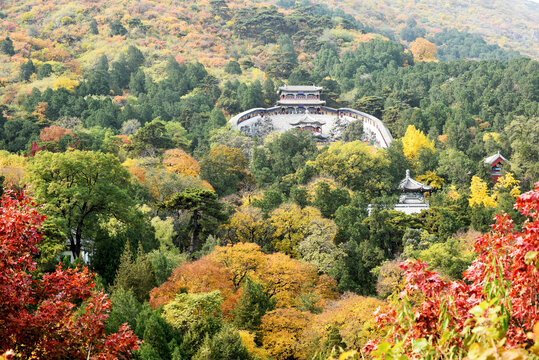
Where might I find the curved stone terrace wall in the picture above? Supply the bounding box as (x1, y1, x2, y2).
(229, 106, 394, 148)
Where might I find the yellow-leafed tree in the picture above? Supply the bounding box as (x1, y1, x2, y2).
(409, 38, 438, 62)
(469, 176, 497, 207)
(268, 204, 323, 257)
(220, 206, 273, 245)
(402, 125, 435, 161)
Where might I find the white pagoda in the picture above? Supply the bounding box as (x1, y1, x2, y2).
(393, 169, 433, 214)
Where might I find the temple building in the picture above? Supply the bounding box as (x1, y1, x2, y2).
(393, 170, 433, 214)
(277, 85, 325, 114)
(483, 151, 508, 182)
(289, 114, 328, 141)
(229, 85, 394, 148)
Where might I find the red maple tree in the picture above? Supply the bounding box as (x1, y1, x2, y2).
(0, 188, 140, 359)
(365, 182, 539, 358)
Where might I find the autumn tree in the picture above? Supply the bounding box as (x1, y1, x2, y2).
(260, 308, 312, 360)
(28, 150, 135, 258)
(39, 125, 73, 142)
(409, 37, 438, 62)
(201, 145, 252, 196)
(209, 242, 265, 290)
(0, 188, 139, 358)
(299, 294, 387, 358)
(401, 125, 435, 163)
(367, 183, 539, 359)
(219, 206, 273, 247)
(308, 141, 390, 199)
(268, 203, 324, 257)
(149, 257, 235, 311)
(163, 148, 201, 177)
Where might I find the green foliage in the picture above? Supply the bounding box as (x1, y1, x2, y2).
(37, 63, 53, 79)
(192, 325, 252, 360)
(89, 18, 99, 34)
(3, 119, 39, 153)
(1, 36, 15, 56)
(225, 60, 242, 75)
(163, 291, 223, 331)
(431, 29, 522, 61)
(19, 59, 35, 81)
(251, 129, 317, 185)
(312, 182, 350, 218)
(110, 19, 127, 36)
(144, 314, 172, 360)
(28, 150, 135, 259)
(113, 243, 157, 302)
(400, 18, 426, 42)
(233, 279, 276, 331)
(105, 287, 142, 334)
(160, 188, 226, 254)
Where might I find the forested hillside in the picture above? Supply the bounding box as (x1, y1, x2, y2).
(312, 0, 539, 58)
(0, 0, 538, 359)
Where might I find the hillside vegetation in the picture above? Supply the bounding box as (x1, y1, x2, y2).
(0, 0, 538, 359)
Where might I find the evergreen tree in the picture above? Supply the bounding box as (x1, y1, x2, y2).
(1, 36, 15, 56)
(224, 60, 242, 75)
(192, 325, 252, 360)
(113, 243, 156, 302)
(110, 19, 127, 36)
(129, 68, 146, 96)
(19, 60, 35, 81)
(143, 314, 171, 360)
(36, 63, 53, 79)
(89, 18, 99, 34)
(105, 287, 142, 334)
(86, 55, 110, 95)
(126, 45, 145, 73)
(233, 279, 276, 331)
(110, 56, 130, 93)
(208, 107, 226, 129)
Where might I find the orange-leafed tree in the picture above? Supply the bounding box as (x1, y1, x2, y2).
(409, 37, 438, 62)
(149, 257, 238, 315)
(39, 125, 73, 142)
(163, 148, 201, 177)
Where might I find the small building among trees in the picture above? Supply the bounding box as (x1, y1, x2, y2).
(483, 151, 508, 182)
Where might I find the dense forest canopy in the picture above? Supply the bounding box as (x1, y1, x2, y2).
(0, 0, 538, 359)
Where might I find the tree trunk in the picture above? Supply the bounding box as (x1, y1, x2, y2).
(189, 210, 200, 255)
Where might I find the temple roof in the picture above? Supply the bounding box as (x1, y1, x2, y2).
(289, 114, 326, 126)
(483, 151, 508, 165)
(277, 99, 326, 105)
(277, 85, 323, 93)
(398, 169, 433, 192)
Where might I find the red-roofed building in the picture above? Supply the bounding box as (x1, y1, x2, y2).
(483, 151, 508, 182)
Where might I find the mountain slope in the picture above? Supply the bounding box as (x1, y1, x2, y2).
(316, 0, 539, 58)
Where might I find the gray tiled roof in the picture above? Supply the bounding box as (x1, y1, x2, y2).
(277, 85, 323, 92)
